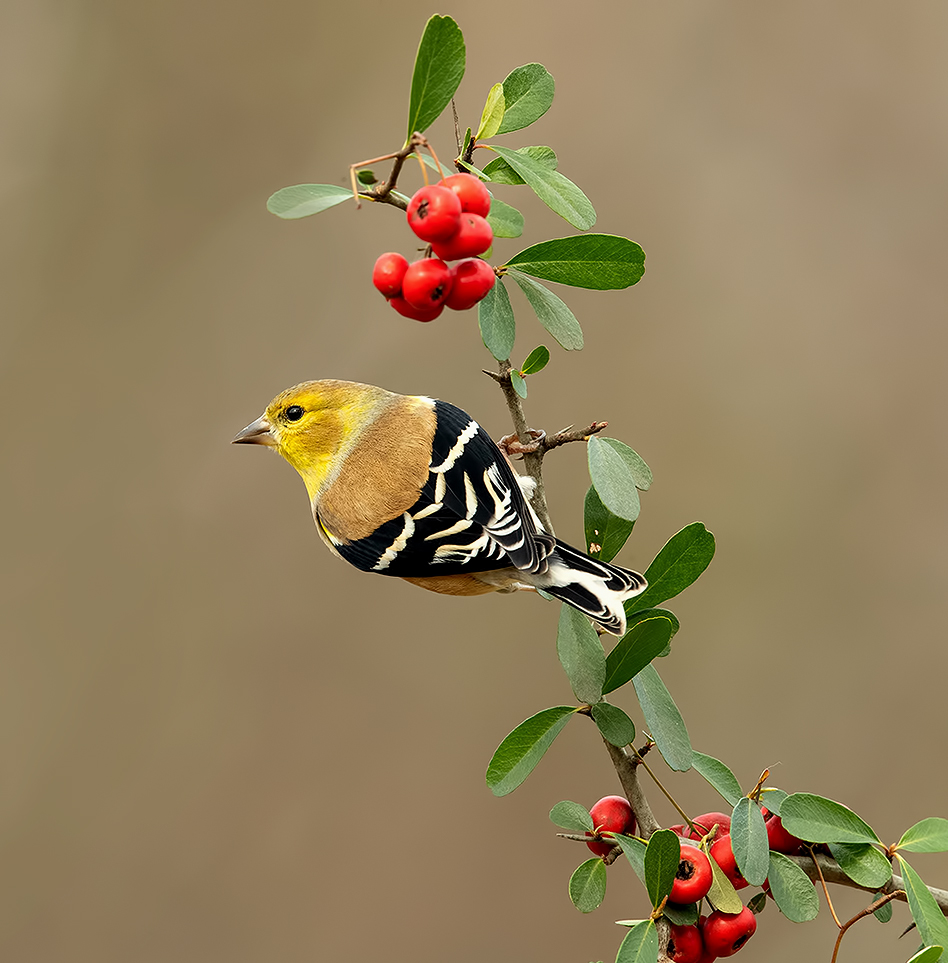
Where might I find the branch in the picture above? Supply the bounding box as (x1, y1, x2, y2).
(787, 853, 948, 914)
(600, 737, 660, 838)
(491, 359, 555, 534)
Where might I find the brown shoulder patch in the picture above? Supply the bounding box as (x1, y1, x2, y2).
(317, 396, 437, 542)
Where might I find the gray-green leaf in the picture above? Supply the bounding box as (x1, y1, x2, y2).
(478, 277, 515, 361)
(406, 15, 465, 139)
(632, 664, 692, 771)
(557, 605, 605, 705)
(828, 843, 893, 889)
(873, 891, 893, 923)
(766, 851, 820, 922)
(591, 702, 636, 747)
(266, 184, 352, 219)
(510, 370, 527, 399)
(496, 63, 555, 135)
(615, 920, 658, 963)
(504, 235, 645, 290)
(626, 523, 715, 615)
(905, 946, 944, 962)
(898, 818, 948, 854)
(486, 706, 576, 796)
(508, 270, 583, 350)
(587, 435, 640, 522)
(731, 798, 770, 886)
(644, 829, 680, 909)
(898, 855, 948, 950)
(486, 196, 524, 238)
(706, 849, 743, 914)
(488, 145, 595, 230)
(569, 857, 607, 913)
(692, 751, 743, 807)
(603, 615, 675, 694)
(482, 145, 557, 185)
(599, 438, 652, 491)
(780, 793, 880, 844)
(663, 902, 700, 926)
(613, 833, 647, 884)
(584, 486, 635, 563)
(550, 800, 594, 833)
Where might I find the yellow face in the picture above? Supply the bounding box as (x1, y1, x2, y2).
(234, 380, 388, 499)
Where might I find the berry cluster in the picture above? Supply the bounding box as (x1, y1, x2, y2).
(372, 174, 496, 322)
(585, 799, 806, 961)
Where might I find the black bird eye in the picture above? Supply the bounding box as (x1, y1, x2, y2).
(285, 405, 304, 422)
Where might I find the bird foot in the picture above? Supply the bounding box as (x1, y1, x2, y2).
(497, 429, 547, 457)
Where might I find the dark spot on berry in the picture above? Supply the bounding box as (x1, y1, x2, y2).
(676, 859, 695, 881)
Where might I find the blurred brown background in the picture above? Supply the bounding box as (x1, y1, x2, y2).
(3, 1, 947, 960)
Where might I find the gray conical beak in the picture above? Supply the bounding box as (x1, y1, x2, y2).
(232, 416, 276, 446)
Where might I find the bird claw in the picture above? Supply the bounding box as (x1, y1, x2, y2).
(497, 429, 547, 457)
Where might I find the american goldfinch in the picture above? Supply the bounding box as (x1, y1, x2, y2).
(233, 380, 646, 635)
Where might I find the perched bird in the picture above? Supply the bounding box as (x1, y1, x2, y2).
(233, 380, 646, 635)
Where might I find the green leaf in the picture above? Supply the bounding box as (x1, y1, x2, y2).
(476, 83, 505, 140)
(486, 706, 576, 796)
(615, 920, 658, 963)
(550, 800, 594, 833)
(584, 486, 635, 563)
(520, 344, 550, 375)
(486, 196, 524, 238)
(898, 855, 948, 950)
(828, 843, 893, 889)
(504, 235, 646, 290)
(644, 829, 680, 909)
(747, 891, 768, 915)
(557, 605, 605, 704)
(760, 788, 789, 815)
(587, 435, 640, 522)
(603, 615, 675, 694)
(478, 277, 515, 361)
(510, 370, 527, 399)
(266, 184, 352, 219)
(508, 270, 584, 350)
(898, 818, 948, 854)
(488, 145, 595, 230)
(482, 145, 556, 185)
(780, 793, 880, 844)
(766, 852, 820, 922)
(356, 169, 377, 185)
(692, 751, 743, 807)
(873, 891, 893, 923)
(599, 439, 652, 491)
(731, 798, 770, 886)
(569, 857, 607, 913)
(406, 15, 465, 139)
(613, 834, 646, 884)
(663, 902, 700, 926)
(905, 947, 944, 963)
(626, 523, 715, 615)
(632, 664, 692, 771)
(627, 608, 680, 649)
(591, 703, 636, 747)
(495, 63, 555, 135)
(706, 848, 743, 913)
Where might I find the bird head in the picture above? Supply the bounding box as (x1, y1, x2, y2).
(232, 380, 389, 498)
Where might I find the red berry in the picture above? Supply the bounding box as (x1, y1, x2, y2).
(670, 844, 714, 904)
(388, 296, 443, 322)
(667, 824, 686, 837)
(401, 258, 453, 311)
(406, 185, 462, 242)
(709, 835, 749, 890)
(372, 252, 409, 298)
(688, 812, 732, 840)
(431, 213, 493, 261)
(762, 809, 803, 854)
(445, 258, 496, 311)
(585, 795, 635, 858)
(441, 173, 491, 217)
(701, 907, 757, 957)
(667, 924, 703, 963)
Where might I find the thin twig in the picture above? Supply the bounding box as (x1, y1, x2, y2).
(632, 748, 694, 831)
(809, 844, 843, 928)
(830, 891, 904, 963)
